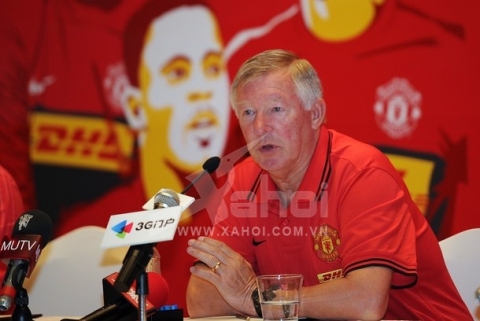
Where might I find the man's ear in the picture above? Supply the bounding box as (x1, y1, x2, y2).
(311, 98, 326, 129)
(121, 86, 146, 130)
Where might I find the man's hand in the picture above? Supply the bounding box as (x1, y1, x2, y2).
(187, 236, 258, 314)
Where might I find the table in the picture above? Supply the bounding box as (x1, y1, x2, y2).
(36, 317, 261, 321)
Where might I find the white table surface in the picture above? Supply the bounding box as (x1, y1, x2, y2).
(36, 317, 261, 321)
(34, 317, 414, 321)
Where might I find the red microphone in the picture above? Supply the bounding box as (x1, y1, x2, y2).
(0, 234, 41, 311)
(69, 271, 169, 321)
(0, 210, 53, 312)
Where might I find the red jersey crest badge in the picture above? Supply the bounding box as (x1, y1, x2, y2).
(313, 224, 341, 263)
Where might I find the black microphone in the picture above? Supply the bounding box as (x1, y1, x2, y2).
(62, 194, 173, 321)
(0, 210, 53, 311)
(181, 156, 221, 194)
(114, 190, 180, 293)
(114, 156, 221, 293)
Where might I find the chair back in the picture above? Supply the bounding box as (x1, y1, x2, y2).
(440, 228, 480, 320)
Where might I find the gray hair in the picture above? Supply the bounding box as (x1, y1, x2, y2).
(230, 49, 323, 114)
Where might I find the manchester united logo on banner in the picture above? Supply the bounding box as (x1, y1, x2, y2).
(313, 224, 341, 263)
(373, 77, 422, 139)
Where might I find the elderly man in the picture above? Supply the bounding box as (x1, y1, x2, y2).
(185, 49, 471, 320)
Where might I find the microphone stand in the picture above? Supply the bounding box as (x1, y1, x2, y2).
(114, 243, 154, 321)
(136, 272, 148, 321)
(8, 261, 33, 321)
(114, 243, 154, 292)
(11, 287, 32, 321)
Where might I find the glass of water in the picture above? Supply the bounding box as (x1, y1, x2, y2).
(256, 274, 303, 321)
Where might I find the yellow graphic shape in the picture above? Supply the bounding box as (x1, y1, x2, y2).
(385, 153, 435, 215)
(301, 0, 385, 42)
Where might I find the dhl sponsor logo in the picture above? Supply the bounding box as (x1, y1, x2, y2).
(317, 269, 343, 284)
(30, 112, 134, 172)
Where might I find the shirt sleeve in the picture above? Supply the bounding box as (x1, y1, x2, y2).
(338, 166, 418, 288)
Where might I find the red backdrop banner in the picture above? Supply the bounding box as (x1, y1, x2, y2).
(1, 0, 479, 314)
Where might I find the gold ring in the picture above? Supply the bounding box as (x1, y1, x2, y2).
(212, 261, 221, 273)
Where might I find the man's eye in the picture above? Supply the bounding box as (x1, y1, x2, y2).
(203, 52, 225, 79)
(273, 107, 282, 112)
(161, 57, 191, 85)
(243, 110, 254, 116)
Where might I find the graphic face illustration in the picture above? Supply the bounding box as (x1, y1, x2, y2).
(139, 5, 229, 169)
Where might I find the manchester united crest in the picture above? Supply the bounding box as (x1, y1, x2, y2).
(373, 77, 422, 139)
(313, 224, 341, 263)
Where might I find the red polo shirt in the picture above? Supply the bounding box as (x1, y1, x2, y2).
(211, 125, 471, 320)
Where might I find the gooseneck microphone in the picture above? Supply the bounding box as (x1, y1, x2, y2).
(181, 156, 220, 194)
(0, 210, 53, 312)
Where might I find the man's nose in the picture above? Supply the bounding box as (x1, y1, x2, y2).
(188, 91, 212, 102)
(253, 113, 272, 135)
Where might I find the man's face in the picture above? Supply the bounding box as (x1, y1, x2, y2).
(235, 70, 321, 177)
(139, 6, 229, 168)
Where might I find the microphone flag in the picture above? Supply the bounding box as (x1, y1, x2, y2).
(101, 191, 194, 249)
(0, 235, 42, 278)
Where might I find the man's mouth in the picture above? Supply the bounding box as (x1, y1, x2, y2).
(197, 137, 212, 148)
(261, 144, 275, 151)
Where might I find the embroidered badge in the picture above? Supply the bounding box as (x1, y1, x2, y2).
(313, 224, 340, 263)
